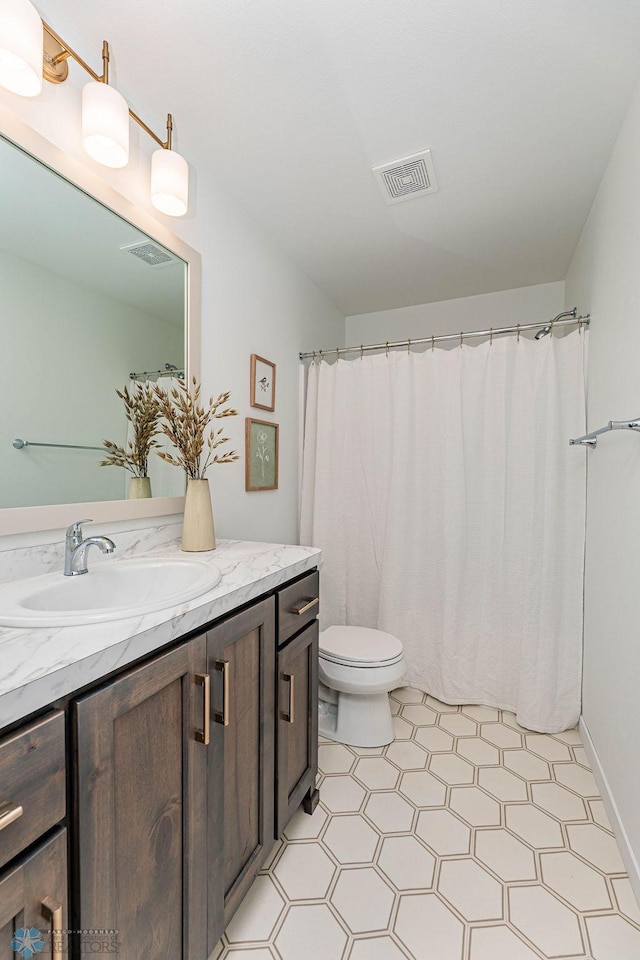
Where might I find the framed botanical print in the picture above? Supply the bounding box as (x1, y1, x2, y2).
(250, 354, 276, 412)
(245, 418, 279, 491)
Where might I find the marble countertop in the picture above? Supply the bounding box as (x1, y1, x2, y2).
(0, 539, 321, 729)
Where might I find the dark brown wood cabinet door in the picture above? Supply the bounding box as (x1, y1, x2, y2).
(276, 620, 319, 836)
(207, 597, 275, 951)
(0, 828, 67, 960)
(74, 637, 208, 960)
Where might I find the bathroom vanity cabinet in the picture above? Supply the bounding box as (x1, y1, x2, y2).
(0, 561, 320, 960)
(0, 713, 68, 958)
(74, 634, 209, 960)
(275, 571, 320, 836)
(0, 830, 68, 960)
(206, 596, 276, 950)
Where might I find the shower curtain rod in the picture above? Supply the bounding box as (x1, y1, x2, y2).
(299, 309, 590, 361)
(129, 363, 184, 381)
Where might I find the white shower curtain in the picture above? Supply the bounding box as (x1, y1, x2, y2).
(300, 331, 587, 732)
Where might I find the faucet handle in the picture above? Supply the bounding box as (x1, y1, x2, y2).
(66, 519, 93, 544)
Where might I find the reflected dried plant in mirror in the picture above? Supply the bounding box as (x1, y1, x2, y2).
(101, 383, 160, 478)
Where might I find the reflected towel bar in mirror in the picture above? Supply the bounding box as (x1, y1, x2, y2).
(569, 418, 640, 448)
(13, 438, 104, 452)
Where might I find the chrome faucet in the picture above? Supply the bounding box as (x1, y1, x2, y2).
(64, 519, 116, 576)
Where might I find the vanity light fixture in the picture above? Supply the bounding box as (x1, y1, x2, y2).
(80, 42, 129, 169)
(0, 0, 189, 215)
(0, 0, 43, 96)
(151, 115, 189, 217)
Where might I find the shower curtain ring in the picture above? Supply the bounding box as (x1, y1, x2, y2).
(407, 338, 411, 354)
(490, 327, 493, 345)
(360, 344, 364, 359)
(517, 324, 521, 342)
(460, 332, 463, 348)
(578, 318, 583, 335)
(431, 336, 435, 352)
(386, 341, 389, 357)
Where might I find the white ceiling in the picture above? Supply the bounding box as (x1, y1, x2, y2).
(37, 0, 640, 315)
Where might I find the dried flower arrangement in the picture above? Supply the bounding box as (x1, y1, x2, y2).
(101, 383, 160, 478)
(153, 377, 239, 479)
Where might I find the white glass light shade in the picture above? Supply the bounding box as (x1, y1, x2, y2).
(151, 148, 189, 217)
(0, 0, 43, 97)
(82, 81, 129, 168)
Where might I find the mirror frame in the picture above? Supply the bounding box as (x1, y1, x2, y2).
(0, 104, 200, 536)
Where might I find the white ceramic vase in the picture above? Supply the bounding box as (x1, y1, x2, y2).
(182, 478, 216, 551)
(129, 476, 152, 499)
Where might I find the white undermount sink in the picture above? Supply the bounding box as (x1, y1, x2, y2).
(0, 557, 222, 628)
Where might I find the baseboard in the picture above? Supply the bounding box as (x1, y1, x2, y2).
(579, 715, 640, 905)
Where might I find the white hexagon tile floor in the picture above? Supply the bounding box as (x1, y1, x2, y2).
(210, 688, 640, 960)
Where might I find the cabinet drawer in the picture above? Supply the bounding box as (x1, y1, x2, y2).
(277, 570, 319, 646)
(0, 711, 66, 871)
(0, 828, 68, 958)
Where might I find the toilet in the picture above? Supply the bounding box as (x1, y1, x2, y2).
(318, 625, 406, 747)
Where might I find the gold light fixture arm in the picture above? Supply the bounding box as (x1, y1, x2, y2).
(101, 40, 109, 84)
(130, 111, 172, 151)
(42, 21, 103, 84)
(42, 21, 173, 151)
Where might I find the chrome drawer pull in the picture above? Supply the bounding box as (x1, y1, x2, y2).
(289, 597, 319, 616)
(42, 897, 63, 960)
(282, 673, 295, 724)
(214, 660, 230, 727)
(195, 673, 210, 745)
(0, 801, 23, 831)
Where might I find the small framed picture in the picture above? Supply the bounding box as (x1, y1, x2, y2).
(245, 418, 279, 491)
(250, 354, 276, 412)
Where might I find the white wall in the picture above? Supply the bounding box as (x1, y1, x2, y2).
(0, 14, 344, 546)
(346, 282, 565, 345)
(565, 78, 640, 883)
(1, 247, 182, 508)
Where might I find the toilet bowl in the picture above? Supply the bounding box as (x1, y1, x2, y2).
(318, 625, 406, 747)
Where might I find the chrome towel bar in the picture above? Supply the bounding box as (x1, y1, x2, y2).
(12, 438, 104, 452)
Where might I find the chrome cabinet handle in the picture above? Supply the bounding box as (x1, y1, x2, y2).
(195, 673, 210, 745)
(288, 597, 319, 616)
(0, 801, 23, 831)
(282, 673, 295, 724)
(42, 897, 63, 960)
(214, 660, 230, 726)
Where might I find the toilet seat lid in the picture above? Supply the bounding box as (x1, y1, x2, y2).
(320, 625, 404, 665)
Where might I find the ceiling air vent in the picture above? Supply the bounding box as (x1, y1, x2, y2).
(120, 241, 177, 268)
(372, 149, 439, 205)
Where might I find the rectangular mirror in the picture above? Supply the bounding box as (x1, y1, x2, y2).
(0, 107, 200, 536)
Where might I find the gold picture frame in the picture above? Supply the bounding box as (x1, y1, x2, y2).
(250, 354, 276, 412)
(245, 418, 279, 491)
